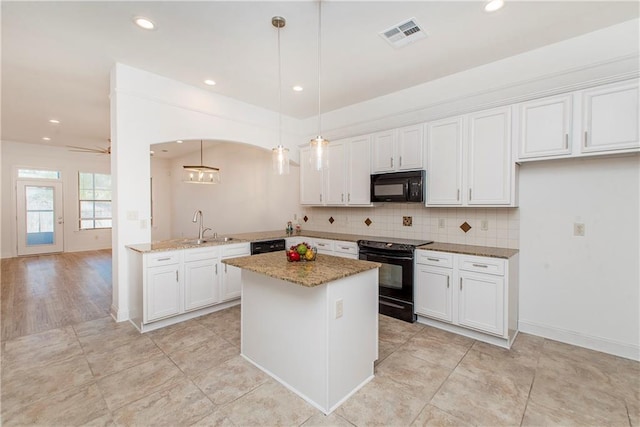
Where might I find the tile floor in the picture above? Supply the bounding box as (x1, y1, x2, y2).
(1, 305, 638, 426)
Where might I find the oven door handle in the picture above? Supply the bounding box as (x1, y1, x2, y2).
(360, 252, 413, 262)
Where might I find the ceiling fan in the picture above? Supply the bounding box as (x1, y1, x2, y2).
(67, 139, 111, 155)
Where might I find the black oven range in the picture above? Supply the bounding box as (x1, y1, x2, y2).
(358, 238, 433, 323)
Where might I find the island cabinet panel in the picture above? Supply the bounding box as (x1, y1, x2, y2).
(241, 267, 378, 414)
(414, 249, 518, 348)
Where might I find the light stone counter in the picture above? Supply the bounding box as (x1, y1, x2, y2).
(222, 251, 381, 288)
(419, 242, 518, 259)
(126, 237, 249, 253)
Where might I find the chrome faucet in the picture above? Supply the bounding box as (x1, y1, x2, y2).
(192, 210, 211, 243)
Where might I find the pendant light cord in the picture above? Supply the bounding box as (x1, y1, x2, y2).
(317, 0, 322, 137)
(278, 22, 283, 147)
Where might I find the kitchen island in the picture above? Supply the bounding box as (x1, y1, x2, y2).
(223, 251, 380, 414)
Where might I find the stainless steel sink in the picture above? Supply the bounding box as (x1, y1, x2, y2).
(182, 238, 209, 245)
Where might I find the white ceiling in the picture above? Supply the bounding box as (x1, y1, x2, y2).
(2, 1, 638, 155)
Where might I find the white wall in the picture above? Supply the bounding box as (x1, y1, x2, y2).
(151, 142, 300, 240)
(301, 205, 519, 249)
(1, 141, 112, 258)
(518, 155, 640, 360)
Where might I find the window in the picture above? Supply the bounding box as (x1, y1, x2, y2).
(79, 172, 112, 229)
(18, 168, 61, 179)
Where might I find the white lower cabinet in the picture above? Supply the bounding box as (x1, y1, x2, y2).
(221, 243, 250, 301)
(184, 247, 220, 312)
(414, 249, 518, 348)
(147, 256, 182, 322)
(129, 242, 249, 332)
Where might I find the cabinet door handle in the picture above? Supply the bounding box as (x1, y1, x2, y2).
(447, 276, 450, 288)
(457, 189, 460, 201)
(224, 264, 227, 273)
(472, 263, 488, 268)
(584, 131, 588, 147)
(341, 193, 344, 202)
(157, 257, 171, 262)
(565, 133, 569, 150)
(320, 194, 322, 202)
(459, 277, 463, 291)
(215, 264, 218, 275)
(175, 270, 178, 281)
(427, 257, 439, 262)
(348, 193, 351, 202)
(469, 188, 472, 201)
(390, 157, 394, 168)
(399, 156, 402, 167)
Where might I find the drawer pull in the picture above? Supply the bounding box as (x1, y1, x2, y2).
(157, 257, 171, 261)
(427, 257, 440, 262)
(340, 246, 351, 250)
(472, 263, 488, 268)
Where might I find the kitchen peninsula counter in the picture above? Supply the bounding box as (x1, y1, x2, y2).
(222, 251, 380, 287)
(229, 251, 380, 414)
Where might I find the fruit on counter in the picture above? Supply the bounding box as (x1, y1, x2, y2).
(296, 243, 308, 255)
(290, 251, 301, 261)
(305, 249, 315, 260)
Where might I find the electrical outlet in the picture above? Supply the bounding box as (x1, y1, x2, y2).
(438, 218, 445, 229)
(574, 223, 585, 236)
(481, 220, 489, 231)
(335, 299, 343, 319)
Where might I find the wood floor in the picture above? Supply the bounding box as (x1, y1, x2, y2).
(0, 250, 112, 341)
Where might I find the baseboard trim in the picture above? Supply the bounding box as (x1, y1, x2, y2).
(518, 319, 639, 361)
(110, 305, 129, 323)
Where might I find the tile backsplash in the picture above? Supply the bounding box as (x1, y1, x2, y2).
(299, 205, 519, 249)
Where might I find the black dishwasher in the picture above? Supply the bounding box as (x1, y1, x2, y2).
(250, 239, 286, 255)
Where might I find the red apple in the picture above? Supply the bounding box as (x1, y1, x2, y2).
(290, 252, 301, 262)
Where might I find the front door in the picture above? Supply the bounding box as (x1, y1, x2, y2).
(16, 180, 64, 255)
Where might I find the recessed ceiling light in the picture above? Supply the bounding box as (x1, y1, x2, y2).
(48, 119, 60, 124)
(42, 137, 51, 141)
(204, 79, 216, 86)
(293, 85, 304, 92)
(484, 0, 504, 12)
(176, 140, 183, 144)
(134, 17, 156, 30)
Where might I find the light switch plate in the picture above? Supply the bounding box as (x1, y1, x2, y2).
(573, 223, 585, 236)
(335, 299, 343, 319)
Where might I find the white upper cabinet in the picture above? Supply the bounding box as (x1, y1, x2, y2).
(426, 117, 464, 205)
(467, 106, 513, 205)
(300, 137, 371, 207)
(397, 125, 424, 171)
(518, 94, 573, 159)
(300, 147, 323, 205)
(582, 80, 639, 153)
(371, 130, 396, 173)
(426, 107, 516, 207)
(371, 125, 424, 173)
(346, 135, 372, 205)
(324, 142, 346, 205)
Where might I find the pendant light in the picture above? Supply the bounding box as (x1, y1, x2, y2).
(271, 16, 290, 175)
(310, 0, 329, 171)
(182, 140, 221, 184)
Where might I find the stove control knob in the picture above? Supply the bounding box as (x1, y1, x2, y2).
(386, 243, 393, 247)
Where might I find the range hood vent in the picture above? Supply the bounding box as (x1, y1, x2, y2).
(379, 18, 426, 48)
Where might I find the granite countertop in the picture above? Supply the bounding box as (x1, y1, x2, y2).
(222, 251, 381, 288)
(128, 229, 519, 259)
(419, 242, 519, 259)
(127, 237, 249, 253)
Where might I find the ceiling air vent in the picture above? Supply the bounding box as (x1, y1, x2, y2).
(379, 18, 426, 48)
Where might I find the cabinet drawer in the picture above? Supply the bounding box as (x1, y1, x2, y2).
(334, 241, 357, 256)
(313, 239, 334, 252)
(147, 251, 181, 267)
(458, 255, 505, 276)
(415, 250, 453, 268)
(184, 246, 219, 262)
(222, 243, 250, 258)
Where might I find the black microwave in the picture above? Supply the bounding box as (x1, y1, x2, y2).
(371, 170, 425, 203)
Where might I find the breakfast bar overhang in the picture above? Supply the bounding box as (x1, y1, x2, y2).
(223, 252, 380, 414)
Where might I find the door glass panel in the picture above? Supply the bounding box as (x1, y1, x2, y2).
(25, 186, 55, 246)
(18, 169, 60, 179)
